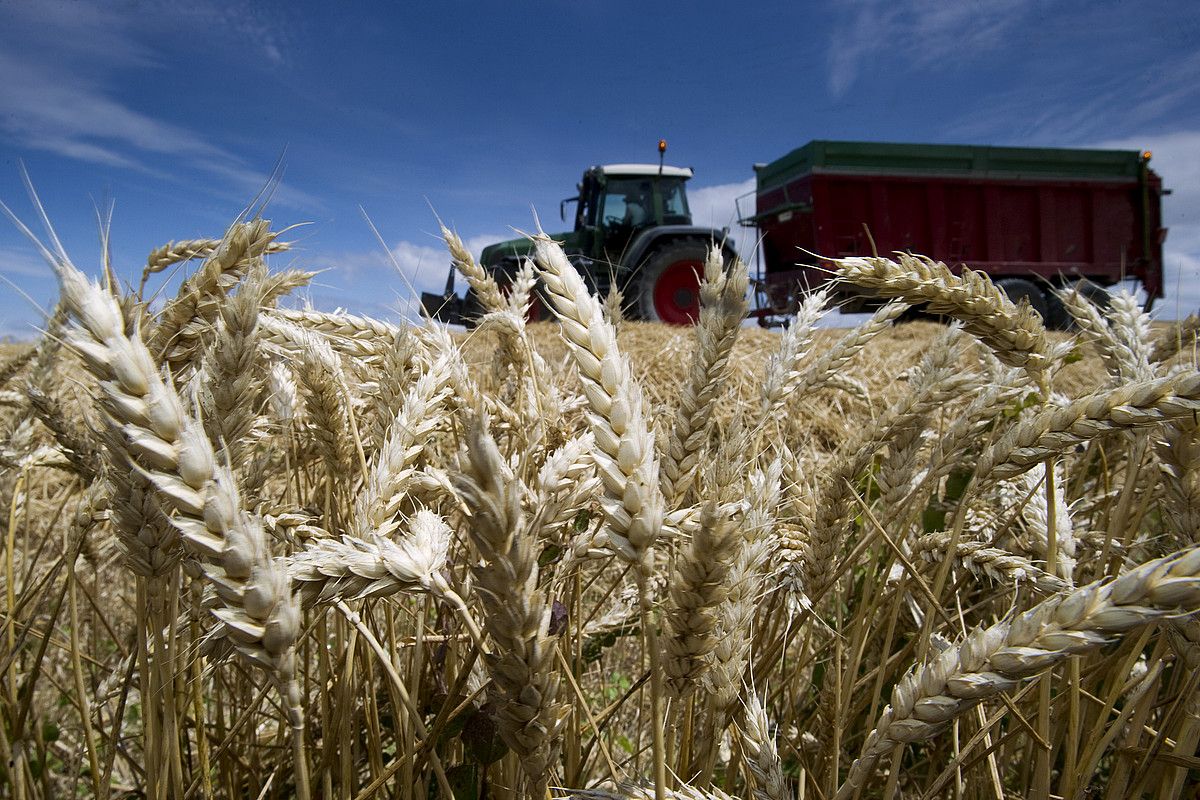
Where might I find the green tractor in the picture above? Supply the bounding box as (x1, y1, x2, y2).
(422, 144, 737, 325)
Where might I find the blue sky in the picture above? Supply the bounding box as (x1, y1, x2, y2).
(1, 0, 1198, 338)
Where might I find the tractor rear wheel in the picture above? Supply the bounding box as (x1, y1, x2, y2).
(633, 241, 709, 324)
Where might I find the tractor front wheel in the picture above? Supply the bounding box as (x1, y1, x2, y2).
(634, 241, 709, 324)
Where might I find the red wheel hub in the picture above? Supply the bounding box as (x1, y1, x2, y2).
(652, 259, 703, 324)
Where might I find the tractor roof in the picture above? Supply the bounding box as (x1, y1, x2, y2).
(596, 164, 694, 179)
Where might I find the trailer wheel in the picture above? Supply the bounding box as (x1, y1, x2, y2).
(995, 278, 1050, 326)
(634, 240, 708, 324)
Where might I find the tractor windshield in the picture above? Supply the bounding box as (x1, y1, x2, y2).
(601, 177, 691, 228)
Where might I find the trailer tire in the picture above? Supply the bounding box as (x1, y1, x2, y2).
(633, 240, 709, 324)
(995, 278, 1050, 327)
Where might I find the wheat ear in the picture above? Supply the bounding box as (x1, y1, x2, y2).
(150, 219, 281, 376)
(1153, 313, 1200, 364)
(786, 300, 907, 399)
(836, 254, 1054, 388)
(660, 248, 749, 505)
(49, 253, 309, 798)
(453, 420, 567, 799)
(533, 234, 664, 567)
(757, 289, 831, 429)
(663, 502, 741, 698)
(559, 783, 735, 800)
(289, 509, 450, 604)
(975, 371, 1200, 482)
(838, 543, 1200, 799)
(912, 533, 1068, 593)
(351, 352, 455, 539)
(738, 693, 787, 800)
(443, 224, 507, 314)
(194, 261, 267, 471)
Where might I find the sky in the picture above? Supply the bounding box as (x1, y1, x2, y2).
(1, 0, 1198, 339)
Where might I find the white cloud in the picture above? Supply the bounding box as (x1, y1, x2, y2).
(687, 178, 759, 260)
(0, 3, 316, 210)
(1086, 130, 1200, 319)
(296, 232, 511, 324)
(827, 0, 1033, 96)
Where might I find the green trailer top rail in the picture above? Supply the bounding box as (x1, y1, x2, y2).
(753, 140, 1146, 190)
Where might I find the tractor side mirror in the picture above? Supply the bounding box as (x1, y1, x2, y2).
(561, 196, 578, 223)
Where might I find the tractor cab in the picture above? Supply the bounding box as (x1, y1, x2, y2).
(567, 164, 695, 267)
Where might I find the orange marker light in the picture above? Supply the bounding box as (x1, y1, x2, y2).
(1143, 150, 1152, 161)
(658, 139, 667, 154)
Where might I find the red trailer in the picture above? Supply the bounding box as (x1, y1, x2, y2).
(742, 141, 1168, 327)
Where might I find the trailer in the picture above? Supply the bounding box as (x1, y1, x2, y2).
(740, 140, 1168, 327)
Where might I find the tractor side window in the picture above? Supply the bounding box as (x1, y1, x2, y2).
(662, 179, 690, 223)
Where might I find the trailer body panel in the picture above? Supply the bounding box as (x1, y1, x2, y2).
(751, 141, 1166, 316)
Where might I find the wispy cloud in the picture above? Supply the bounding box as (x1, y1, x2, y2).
(0, 2, 317, 210)
(827, 0, 1034, 96)
(947, 49, 1200, 146)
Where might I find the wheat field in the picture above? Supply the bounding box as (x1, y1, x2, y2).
(2, 208, 1200, 800)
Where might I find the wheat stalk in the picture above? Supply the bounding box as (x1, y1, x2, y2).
(533, 234, 664, 568)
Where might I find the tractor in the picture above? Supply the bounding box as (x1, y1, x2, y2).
(421, 141, 737, 325)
